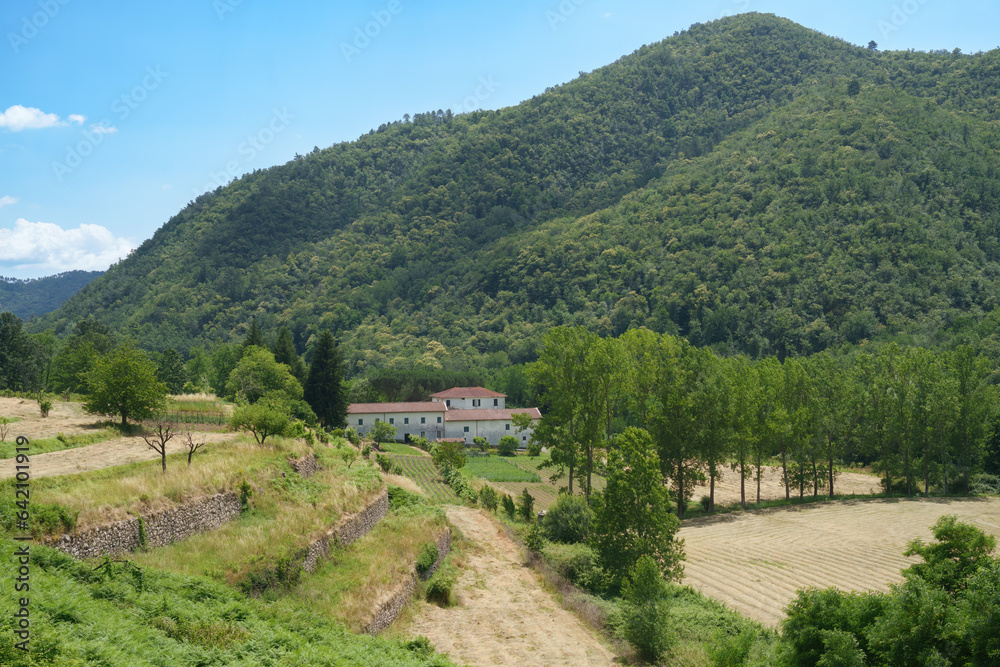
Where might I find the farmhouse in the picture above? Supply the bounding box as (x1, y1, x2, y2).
(348, 387, 541, 446)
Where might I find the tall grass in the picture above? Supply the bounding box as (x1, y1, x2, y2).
(129, 444, 383, 587)
(0, 427, 119, 458)
(287, 490, 447, 631)
(24, 434, 311, 528)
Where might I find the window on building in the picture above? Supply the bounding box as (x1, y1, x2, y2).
(437, 417, 442, 423)
(389, 418, 394, 425)
(446, 400, 451, 407)
(421, 417, 426, 424)
(358, 419, 363, 426)
(404, 418, 409, 424)
(522, 435, 527, 441)
(464, 426, 470, 433)
(494, 398, 498, 406)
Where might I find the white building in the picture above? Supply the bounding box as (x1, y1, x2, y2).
(348, 387, 541, 446)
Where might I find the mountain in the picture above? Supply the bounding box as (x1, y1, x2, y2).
(32, 13, 1000, 372)
(0, 271, 103, 319)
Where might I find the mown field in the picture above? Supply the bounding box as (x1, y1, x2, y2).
(679, 496, 1000, 626)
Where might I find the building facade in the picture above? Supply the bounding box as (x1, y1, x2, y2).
(348, 387, 540, 446)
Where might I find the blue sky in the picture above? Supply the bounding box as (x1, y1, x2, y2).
(2, 0, 998, 279)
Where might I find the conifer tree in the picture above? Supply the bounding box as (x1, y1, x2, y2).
(272, 326, 307, 383)
(304, 331, 347, 428)
(242, 317, 265, 350)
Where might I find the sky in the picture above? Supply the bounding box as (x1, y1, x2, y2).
(2, 0, 998, 279)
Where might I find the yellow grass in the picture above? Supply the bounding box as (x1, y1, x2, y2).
(33, 434, 312, 529)
(130, 446, 384, 585)
(383, 473, 425, 496)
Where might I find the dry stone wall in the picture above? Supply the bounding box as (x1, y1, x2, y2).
(299, 489, 389, 573)
(364, 527, 452, 635)
(288, 452, 318, 478)
(44, 492, 241, 559)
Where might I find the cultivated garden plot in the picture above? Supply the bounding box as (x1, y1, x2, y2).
(384, 454, 459, 504)
(679, 497, 1000, 627)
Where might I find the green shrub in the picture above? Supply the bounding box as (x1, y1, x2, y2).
(544, 493, 594, 543)
(39, 400, 52, 417)
(501, 493, 516, 519)
(527, 441, 542, 457)
(498, 435, 519, 457)
(415, 543, 439, 577)
(425, 565, 457, 607)
(344, 427, 360, 445)
(622, 555, 674, 662)
(518, 488, 535, 521)
(375, 453, 393, 473)
(526, 522, 545, 552)
(478, 485, 499, 512)
(432, 440, 466, 469)
(388, 485, 424, 510)
(473, 436, 489, 452)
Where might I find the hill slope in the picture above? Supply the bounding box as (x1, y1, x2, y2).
(33, 13, 1000, 369)
(0, 271, 102, 319)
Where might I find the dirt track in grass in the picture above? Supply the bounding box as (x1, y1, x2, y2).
(402, 505, 616, 667)
(679, 496, 1000, 627)
(0, 397, 238, 479)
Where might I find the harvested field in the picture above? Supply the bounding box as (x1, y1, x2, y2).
(690, 465, 881, 507)
(680, 496, 1000, 627)
(0, 396, 98, 440)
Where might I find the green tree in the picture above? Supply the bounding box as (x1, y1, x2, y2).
(156, 348, 189, 394)
(242, 316, 266, 350)
(229, 396, 291, 445)
(272, 326, 307, 383)
(303, 330, 348, 428)
(226, 346, 302, 404)
(903, 514, 997, 594)
(84, 344, 168, 427)
(593, 427, 684, 591)
(369, 420, 397, 444)
(497, 435, 519, 456)
(518, 487, 535, 521)
(50, 318, 115, 394)
(432, 439, 466, 468)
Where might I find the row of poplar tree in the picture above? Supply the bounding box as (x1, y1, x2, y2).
(530, 326, 997, 515)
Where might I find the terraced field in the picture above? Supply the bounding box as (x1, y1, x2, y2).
(383, 454, 458, 503)
(679, 497, 1000, 627)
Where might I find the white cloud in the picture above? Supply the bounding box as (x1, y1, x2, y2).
(0, 105, 86, 131)
(0, 196, 18, 209)
(89, 122, 118, 135)
(0, 218, 134, 274)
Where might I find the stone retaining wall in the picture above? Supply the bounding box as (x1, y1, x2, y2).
(299, 489, 389, 573)
(289, 452, 318, 478)
(364, 527, 452, 635)
(44, 492, 241, 559)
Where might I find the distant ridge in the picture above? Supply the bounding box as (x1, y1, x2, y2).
(0, 271, 103, 320)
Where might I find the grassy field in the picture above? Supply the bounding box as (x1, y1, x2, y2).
(461, 455, 541, 483)
(379, 442, 429, 456)
(384, 454, 459, 504)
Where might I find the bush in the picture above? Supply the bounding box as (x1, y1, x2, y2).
(501, 493, 516, 519)
(39, 399, 52, 418)
(432, 440, 466, 469)
(425, 567, 456, 607)
(527, 441, 542, 457)
(498, 435, 519, 457)
(344, 427, 360, 445)
(410, 435, 431, 451)
(375, 453, 393, 473)
(621, 555, 674, 662)
(518, 488, 535, 521)
(415, 543, 439, 577)
(478, 485, 499, 512)
(473, 436, 489, 452)
(526, 522, 545, 552)
(544, 494, 594, 543)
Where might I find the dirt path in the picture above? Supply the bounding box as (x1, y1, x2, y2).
(403, 506, 617, 667)
(680, 497, 1000, 627)
(0, 432, 239, 480)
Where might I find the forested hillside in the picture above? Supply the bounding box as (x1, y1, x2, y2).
(31, 13, 1000, 373)
(0, 271, 102, 319)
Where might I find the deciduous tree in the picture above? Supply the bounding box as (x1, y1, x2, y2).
(84, 344, 168, 428)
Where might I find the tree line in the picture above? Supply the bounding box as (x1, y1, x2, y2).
(530, 326, 998, 515)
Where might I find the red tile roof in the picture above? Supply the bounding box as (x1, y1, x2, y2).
(429, 387, 506, 399)
(444, 408, 541, 421)
(347, 402, 447, 414)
